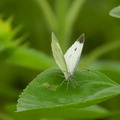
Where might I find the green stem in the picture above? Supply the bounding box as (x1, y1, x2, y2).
(36, 0, 57, 31)
(55, 0, 69, 52)
(79, 40, 120, 68)
(65, 0, 86, 46)
(66, 0, 85, 28)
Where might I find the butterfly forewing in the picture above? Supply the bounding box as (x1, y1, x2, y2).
(51, 33, 69, 80)
(64, 33, 85, 76)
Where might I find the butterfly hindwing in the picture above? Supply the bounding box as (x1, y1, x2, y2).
(51, 33, 69, 79)
(64, 33, 85, 76)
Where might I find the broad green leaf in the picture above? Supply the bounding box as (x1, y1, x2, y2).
(17, 68, 120, 113)
(7, 47, 56, 70)
(88, 61, 120, 120)
(109, 6, 120, 18)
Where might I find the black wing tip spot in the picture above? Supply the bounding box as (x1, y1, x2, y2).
(78, 33, 85, 43)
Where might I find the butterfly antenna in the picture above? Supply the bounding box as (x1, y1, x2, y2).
(70, 78, 79, 89)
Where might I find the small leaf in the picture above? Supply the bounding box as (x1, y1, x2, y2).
(7, 47, 56, 70)
(109, 6, 120, 18)
(17, 68, 120, 113)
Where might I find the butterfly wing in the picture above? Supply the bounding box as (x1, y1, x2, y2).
(64, 33, 85, 76)
(51, 33, 69, 80)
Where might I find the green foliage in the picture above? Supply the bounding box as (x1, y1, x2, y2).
(7, 47, 56, 70)
(0, 18, 55, 70)
(88, 61, 120, 85)
(0, 18, 15, 59)
(14, 105, 110, 119)
(80, 40, 120, 68)
(36, 0, 86, 51)
(5, 103, 110, 120)
(110, 5, 120, 18)
(0, 0, 120, 120)
(17, 68, 120, 118)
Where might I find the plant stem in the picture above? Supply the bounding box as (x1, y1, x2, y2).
(55, 0, 69, 52)
(36, 0, 57, 31)
(65, 0, 86, 47)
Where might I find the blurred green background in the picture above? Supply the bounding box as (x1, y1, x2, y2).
(0, 0, 120, 120)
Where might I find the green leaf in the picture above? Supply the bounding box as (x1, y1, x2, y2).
(87, 61, 120, 83)
(87, 61, 120, 75)
(17, 68, 120, 113)
(7, 47, 56, 70)
(109, 5, 120, 18)
(79, 40, 120, 68)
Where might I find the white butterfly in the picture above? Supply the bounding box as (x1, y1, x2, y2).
(51, 33, 85, 81)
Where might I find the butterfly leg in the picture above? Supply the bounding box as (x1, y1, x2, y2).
(67, 80, 70, 90)
(59, 79, 66, 87)
(73, 79, 79, 85)
(70, 79, 78, 88)
(57, 73, 64, 78)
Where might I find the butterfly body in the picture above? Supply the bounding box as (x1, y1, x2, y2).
(51, 33, 85, 81)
